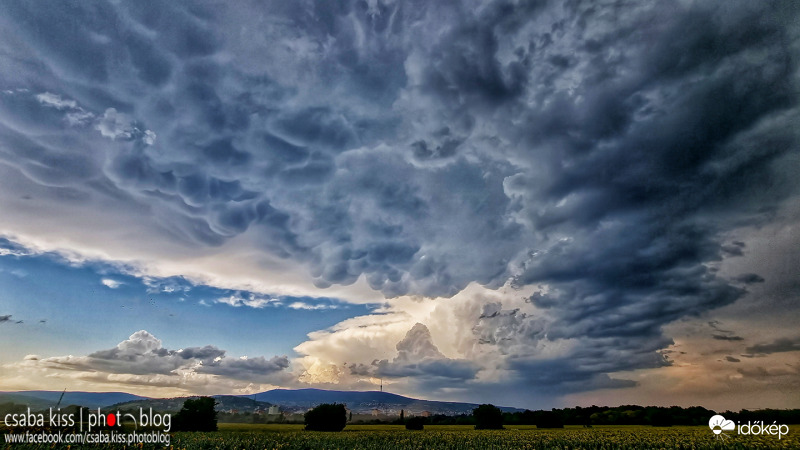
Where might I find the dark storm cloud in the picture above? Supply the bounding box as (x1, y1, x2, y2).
(377, 358, 479, 381)
(732, 273, 766, 285)
(509, 358, 638, 393)
(493, 0, 798, 386)
(198, 355, 290, 380)
(708, 320, 744, 341)
(713, 335, 744, 342)
(746, 337, 800, 355)
(721, 242, 746, 257)
(0, 0, 798, 396)
(176, 345, 227, 363)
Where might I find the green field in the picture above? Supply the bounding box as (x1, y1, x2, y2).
(3, 424, 796, 449)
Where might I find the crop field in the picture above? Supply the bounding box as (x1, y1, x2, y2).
(3, 424, 797, 449)
(176, 424, 798, 450)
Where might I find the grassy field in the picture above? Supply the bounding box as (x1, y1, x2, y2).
(3, 423, 797, 449)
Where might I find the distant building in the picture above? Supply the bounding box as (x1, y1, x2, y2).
(371, 408, 380, 417)
(268, 405, 280, 415)
(420, 411, 431, 417)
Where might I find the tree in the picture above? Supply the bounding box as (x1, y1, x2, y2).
(304, 403, 347, 431)
(400, 409, 404, 421)
(646, 407, 673, 427)
(405, 416, 425, 430)
(473, 404, 504, 429)
(173, 397, 218, 431)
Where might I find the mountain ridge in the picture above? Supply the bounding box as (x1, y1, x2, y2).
(1, 389, 523, 415)
(247, 388, 523, 415)
(0, 390, 145, 408)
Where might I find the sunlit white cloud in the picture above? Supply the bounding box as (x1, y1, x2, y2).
(35, 92, 77, 110)
(287, 301, 338, 310)
(101, 278, 123, 289)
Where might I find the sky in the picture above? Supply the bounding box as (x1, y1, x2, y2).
(0, 0, 798, 411)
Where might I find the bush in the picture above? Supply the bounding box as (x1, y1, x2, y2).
(405, 416, 425, 430)
(473, 404, 504, 429)
(173, 397, 218, 431)
(304, 403, 347, 431)
(535, 410, 564, 428)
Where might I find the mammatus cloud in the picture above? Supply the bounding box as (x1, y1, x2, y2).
(2, 1, 793, 295)
(1, 331, 291, 395)
(0, 0, 798, 404)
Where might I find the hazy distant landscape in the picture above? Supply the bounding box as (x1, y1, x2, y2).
(2, 389, 799, 448)
(1, 388, 522, 417)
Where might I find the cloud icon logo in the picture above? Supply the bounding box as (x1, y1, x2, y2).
(709, 414, 735, 438)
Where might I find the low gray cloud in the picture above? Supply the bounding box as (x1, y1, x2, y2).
(746, 337, 800, 355)
(175, 345, 227, 364)
(198, 355, 290, 381)
(38, 330, 289, 382)
(376, 323, 480, 382)
(713, 335, 744, 342)
(732, 273, 766, 285)
(706, 320, 745, 342)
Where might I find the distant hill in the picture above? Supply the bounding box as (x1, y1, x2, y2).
(251, 388, 524, 415)
(0, 391, 145, 408)
(110, 395, 273, 413)
(1, 389, 523, 416)
(0, 392, 55, 410)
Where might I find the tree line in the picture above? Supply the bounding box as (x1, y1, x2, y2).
(304, 403, 800, 430)
(4, 399, 798, 432)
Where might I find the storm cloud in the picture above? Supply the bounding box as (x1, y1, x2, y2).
(0, 0, 798, 403)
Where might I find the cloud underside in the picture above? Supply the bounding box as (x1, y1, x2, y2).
(0, 0, 798, 402)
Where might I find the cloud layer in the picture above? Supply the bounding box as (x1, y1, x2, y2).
(2, 330, 291, 395)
